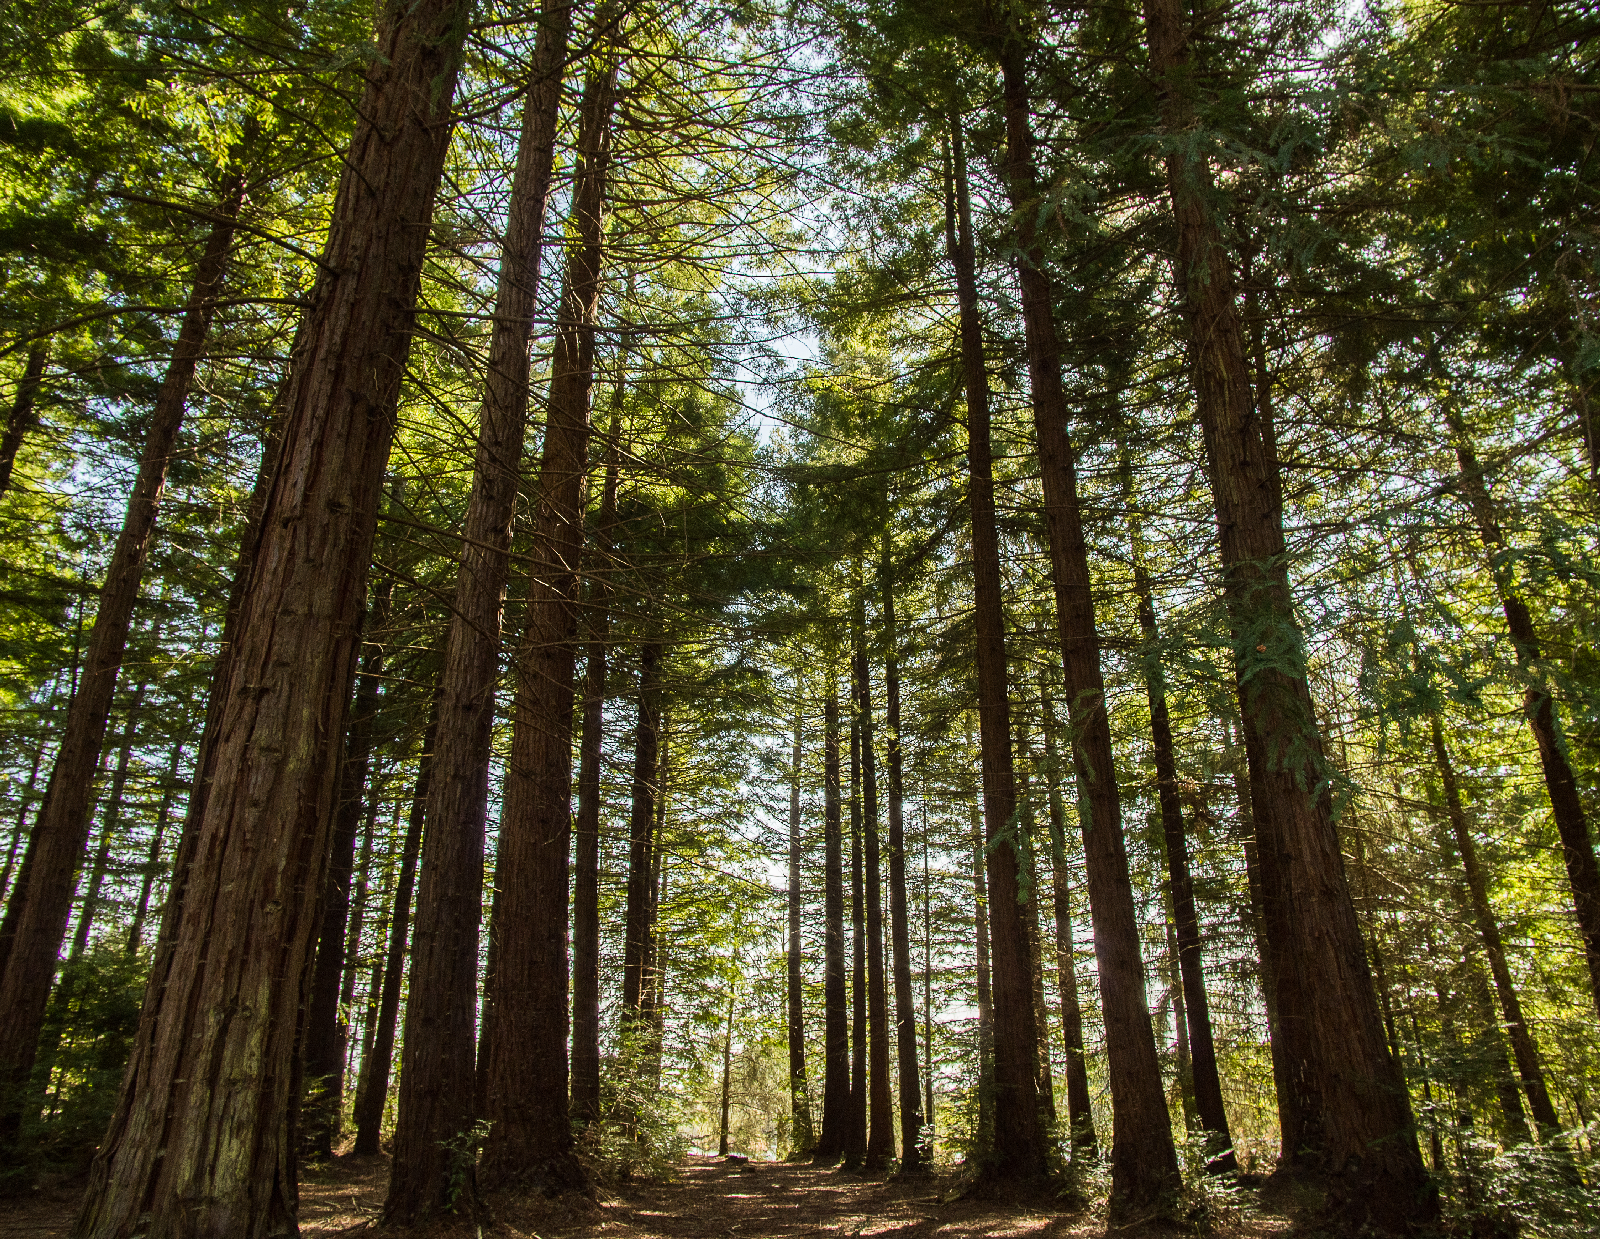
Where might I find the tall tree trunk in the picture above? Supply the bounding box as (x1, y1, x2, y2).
(856, 594, 894, 1170)
(478, 41, 619, 1192)
(993, 44, 1177, 1212)
(1126, 495, 1235, 1167)
(882, 558, 923, 1173)
(1039, 681, 1097, 1158)
(968, 793, 995, 1152)
(718, 984, 736, 1157)
(0, 702, 52, 914)
(944, 113, 1042, 1180)
(0, 166, 247, 1156)
(78, 0, 470, 1218)
(0, 342, 48, 496)
(70, 675, 152, 961)
(816, 677, 849, 1163)
(642, 728, 670, 1087)
(1430, 716, 1561, 1133)
(844, 689, 867, 1171)
(572, 407, 622, 1126)
(303, 578, 391, 1160)
(1142, 1, 1432, 1227)
(1445, 402, 1600, 1016)
(787, 690, 816, 1157)
(379, 1, 571, 1215)
(922, 836, 935, 1140)
(353, 697, 437, 1156)
(125, 733, 186, 957)
(622, 643, 664, 1023)
(1016, 757, 1056, 1128)
(353, 820, 395, 1131)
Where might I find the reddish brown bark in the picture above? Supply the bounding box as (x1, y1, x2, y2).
(881, 561, 924, 1173)
(815, 679, 849, 1163)
(303, 582, 390, 1159)
(0, 342, 47, 496)
(787, 693, 816, 1156)
(381, 1, 572, 1215)
(1039, 683, 1097, 1159)
(1447, 410, 1600, 1015)
(992, 45, 1176, 1208)
(1143, 1, 1432, 1227)
(77, 0, 468, 1223)
(478, 44, 619, 1190)
(1, 165, 246, 1158)
(1430, 716, 1561, 1133)
(945, 110, 1043, 1180)
(572, 409, 622, 1126)
(622, 643, 665, 1021)
(352, 697, 437, 1156)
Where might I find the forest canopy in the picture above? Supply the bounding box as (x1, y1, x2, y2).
(0, 0, 1596, 1235)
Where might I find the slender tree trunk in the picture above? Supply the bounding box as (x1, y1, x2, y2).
(642, 733, 670, 1086)
(1430, 716, 1561, 1133)
(379, 2, 571, 1215)
(882, 559, 923, 1173)
(303, 579, 390, 1159)
(787, 691, 815, 1157)
(944, 113, 1042, 1179)
(353, 697, 437, 1156)
(993, 46, 1177, 1211)
(126, 734, 186, 957)
(623, 643, 664, 1023)
(816, 678, 849, 1163)
(69, 676, 152, 961)
(855, 595, 894, 1170)
(922, 834, 935, 1141)
(1013, 743, 1056, 1129)
(478, 42, 619, 1191)
(969, 794, 995, 1151)
(844, 692, 867, 1171)
(572, 407, 622, 1126)
(718, 985, 736, 1157)
(0, 167, 247, 1156)
(78, 0, 470, 1218)
(1143, 1, 1431, 1226)
(1040, 681, 1097, 1158)
(1126, 501, 1235, 1167)
(0, 342, 47, 496)
(1445, 404, 1600, 1016)
(353, 826, 395, 1131)
(0, 707, 52, 914)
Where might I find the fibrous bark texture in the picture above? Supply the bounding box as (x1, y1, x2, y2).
(1143, 0, 1433, 1228)
(478, 44, 619, 1190)
(945, 110, 1043, 1179)
(0, 169, 245, 1154)
(382, 2, 572, 1215)
(77, 0, 468, 1224)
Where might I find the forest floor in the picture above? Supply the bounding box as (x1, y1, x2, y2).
(0, 1152, 1301, 1238)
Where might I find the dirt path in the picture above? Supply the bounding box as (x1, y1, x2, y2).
(2, 1154, 1295, 1238)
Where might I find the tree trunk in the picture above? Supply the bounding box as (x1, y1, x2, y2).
(994, 45, 1177, 1212)
(944, 112, 1042, 1179)
(881, 558, 923, 1173)
(0, 167, 247, 1157)
(0, 342, 48, 496)
(1446, 404, 1600, 1016)
(1039, 681, 1097, 1159)
(572, 407, 622, 1126)
(844, 689, 867, 1171)
(1142, 1, 1432, 1227)
(1127, 503, 1235, 1167)
(787, 691, 815, 1157)
(1013, 743, 1056, 1128)
(70, 676, 152, 961)
(78, 0, 470, 1219)
(922, 835, 935, 1142)
(719, 985, 736, 1157)
(968, 793, 995, 1152)
(303, 580, 390, 1160)
(856, 595, 894, 1171)
(816, 677, 849, 1163)
(126, 733, 186, 957)
(1430, 716, 1561, 1133)
(623, 643, 665, 1023)
(353, 696, 437, 1156)
(378, 1, 571, 1215)
(477, 41, 619, 1192)
(0, 706, 52, 914)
